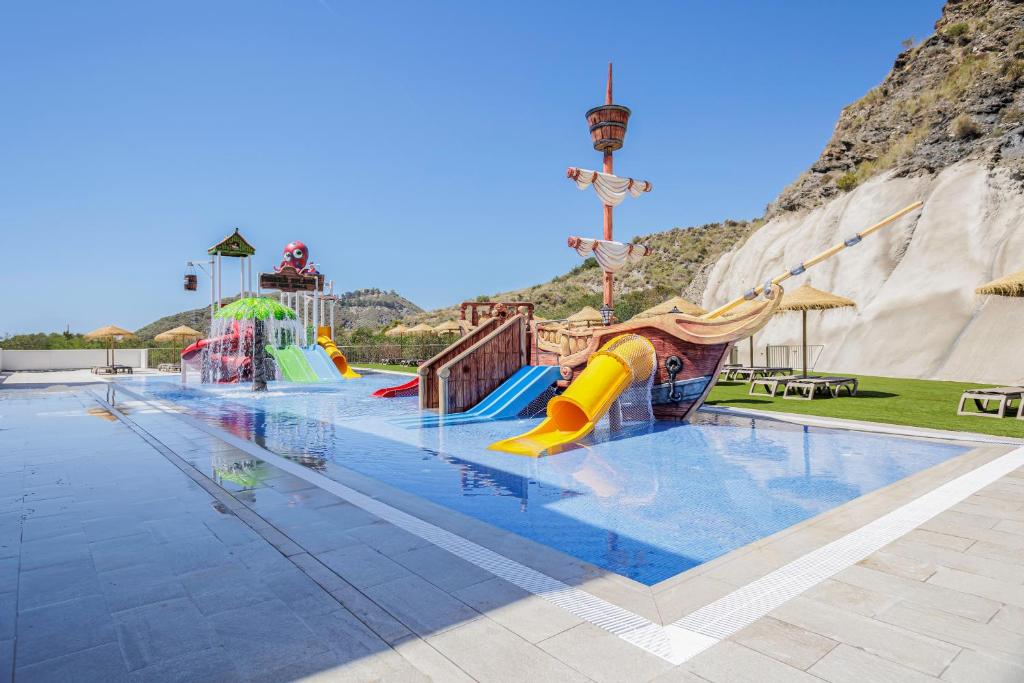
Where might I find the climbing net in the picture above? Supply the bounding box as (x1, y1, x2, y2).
(594, 334, 657, 439)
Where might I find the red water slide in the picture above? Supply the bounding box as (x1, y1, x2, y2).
(180, 323, 252, 383)
(371, 377, 419, 398)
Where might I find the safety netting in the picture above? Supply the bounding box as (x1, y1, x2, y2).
(591, 334, 657, 441)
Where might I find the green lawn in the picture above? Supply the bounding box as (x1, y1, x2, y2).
(352, 363, 417, 374)
(705, 373, 1024, 439)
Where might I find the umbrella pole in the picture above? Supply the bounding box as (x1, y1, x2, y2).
(802, 310, 808, 378)
(748, 336, 754, 366)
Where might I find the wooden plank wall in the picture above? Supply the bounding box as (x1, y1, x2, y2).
(419, 318, 499, 410)
(441, 316, 526, 414)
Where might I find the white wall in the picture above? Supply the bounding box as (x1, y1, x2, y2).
(703, 161, 1024, 385)
(0, 349, 147, 371)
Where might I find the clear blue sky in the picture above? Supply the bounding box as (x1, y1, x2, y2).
(0, 0, 942, 335)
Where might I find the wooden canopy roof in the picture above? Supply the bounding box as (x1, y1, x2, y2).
(208, 228, 256, 257)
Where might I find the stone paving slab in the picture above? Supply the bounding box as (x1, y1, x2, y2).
(2, 385, 1024, 681)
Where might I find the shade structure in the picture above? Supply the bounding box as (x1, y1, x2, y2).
(384, 324, 409, 337)
(635, 296, 705, 318)
(566, 306, 604, 327)
(153, 325, 203, 343)
(433, 320, 462, 335)
(154, 325, 203, 367)
(777, 284, 856, 376)
(976, 269, 1024, 297)
(214, 297, 296, 321)
(84, 325, 137, 368)
(406, 323, 435, 335)
(84, 325, 135, 340)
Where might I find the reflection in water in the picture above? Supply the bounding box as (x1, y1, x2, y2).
(218, 401, 328, 472)
(126, 374, 968, 585)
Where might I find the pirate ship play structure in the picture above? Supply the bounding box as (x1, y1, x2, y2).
(382, 65, 923, 456)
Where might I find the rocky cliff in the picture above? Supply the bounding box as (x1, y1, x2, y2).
(771, 0, 1024, 216)
(702, 1, 1024, 383)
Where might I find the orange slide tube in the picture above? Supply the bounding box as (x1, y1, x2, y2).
(316, 327, 361, 379)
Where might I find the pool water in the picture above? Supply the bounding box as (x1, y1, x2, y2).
(127, 373, 968, 585)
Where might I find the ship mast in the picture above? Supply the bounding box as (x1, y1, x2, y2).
(601, 63, 615, 318)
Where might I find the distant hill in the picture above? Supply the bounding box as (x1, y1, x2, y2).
(135, 288, 422, 339)
(405, 219, 760, 325)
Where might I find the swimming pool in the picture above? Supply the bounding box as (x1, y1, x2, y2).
(127, 373, 968, 585)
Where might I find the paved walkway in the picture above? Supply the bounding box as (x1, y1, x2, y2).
(0, 384, 1022, 681)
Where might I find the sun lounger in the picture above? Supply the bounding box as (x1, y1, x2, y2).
(719, 363, 743, 378)
(957, 387, 1024, 419)
(725, 366, 793, 382)
(749, 374, 802, 397)
(782, 376, 858, 400)
(91, 365, 133, 375)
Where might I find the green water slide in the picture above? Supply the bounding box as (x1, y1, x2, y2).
(265, 345, 319, 383)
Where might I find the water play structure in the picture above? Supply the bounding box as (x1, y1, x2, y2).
(368, 66, 923, 455)
(494, 67, 923, 455)
(180, 232, 360, 388)
(372, 376, 419, 398)
(489, 334, 655, 455)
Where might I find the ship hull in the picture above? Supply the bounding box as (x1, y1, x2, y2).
(533, 293, 781, 421)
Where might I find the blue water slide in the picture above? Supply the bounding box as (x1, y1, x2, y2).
(394, 365, 561, 428)
(301, 346, 343, 381)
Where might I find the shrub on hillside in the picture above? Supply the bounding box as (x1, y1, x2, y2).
(942, 22, 970, 41)
(836, 173, 859, 192)
(951, 114, 982, 139)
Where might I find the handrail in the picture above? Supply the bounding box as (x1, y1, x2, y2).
(417, 318, 500, 410)
(438, 315, 526, 415)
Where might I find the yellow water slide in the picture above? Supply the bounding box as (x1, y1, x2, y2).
(316, 327, 361, 379)
(489, 334, 654, 457)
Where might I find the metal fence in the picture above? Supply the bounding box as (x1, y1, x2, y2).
(148, 348, 182, 367)
(766, 344, 824, 371)
(336, 344, 447, 367)
(145, 344, 448, 370)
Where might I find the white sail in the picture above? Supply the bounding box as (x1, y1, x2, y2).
(567, 236, 649, 273)
(567, 167, 652, 206)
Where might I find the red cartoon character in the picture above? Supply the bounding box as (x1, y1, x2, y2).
(275, 241, 317, 274)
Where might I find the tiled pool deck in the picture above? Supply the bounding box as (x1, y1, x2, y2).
(1, 373, 1023, 681)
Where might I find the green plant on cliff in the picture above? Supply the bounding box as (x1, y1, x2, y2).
(942, 22, 969, 40)
(836, 173, 859, 192)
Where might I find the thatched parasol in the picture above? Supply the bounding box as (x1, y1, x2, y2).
(154, 325, 203, 364)
(976, 270, 1024, 297)
(635, 296, 705, 319)
(84, 325, 137, 368)
(385, 324, 409, 337)
(777, 284, 856, 376)
(154, 325, 202, 343)
(433, 320, 462, 336)
(406, 323, 435, 335)
(566, 306, 604, 327)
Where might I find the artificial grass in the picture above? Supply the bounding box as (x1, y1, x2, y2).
(705, 373, 1024, 439)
